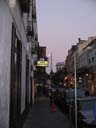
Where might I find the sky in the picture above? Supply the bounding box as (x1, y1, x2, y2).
(36, 0, 96, 73)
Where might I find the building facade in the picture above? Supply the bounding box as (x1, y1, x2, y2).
(0, 0, 38, 128)
(65, 37, 95, 88)
(79, 36, 96, 95)
(56, 62, 65, 71)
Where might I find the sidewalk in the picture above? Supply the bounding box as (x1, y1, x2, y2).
(22, 97, 73, 128)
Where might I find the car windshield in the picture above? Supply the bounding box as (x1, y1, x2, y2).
(79, 99, 96, 110)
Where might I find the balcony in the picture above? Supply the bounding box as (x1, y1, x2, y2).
(27, 24, 34, 37)
(19, 0, 30, 13)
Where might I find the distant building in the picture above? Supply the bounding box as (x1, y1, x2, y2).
(56, 62, 65, 71)
(65, 45, 77, 74)
(65, 36, 96, 95)
(65, 37, 93, 74)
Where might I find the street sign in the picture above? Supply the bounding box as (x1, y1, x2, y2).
(37, 60, 48, 67)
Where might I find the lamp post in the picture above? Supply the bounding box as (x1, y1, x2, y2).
(74, 52, 77, 128)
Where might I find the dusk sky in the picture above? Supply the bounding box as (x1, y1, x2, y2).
(36, 0, 96, 73)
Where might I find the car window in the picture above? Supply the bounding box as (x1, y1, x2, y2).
(77, 90, 84, 97)
(66, 89, 84, 98)
(79, 100, 96, 110)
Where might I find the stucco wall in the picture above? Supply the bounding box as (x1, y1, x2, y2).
(0, 0, 30, 127)
(21, 47, 26, 113)
(0, 1, 12, 128)
(8, 0, 29, 114)
(80, 51, 88, 67)
(88, 48, 96, 66)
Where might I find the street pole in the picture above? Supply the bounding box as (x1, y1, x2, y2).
(74, 52, 77, 128)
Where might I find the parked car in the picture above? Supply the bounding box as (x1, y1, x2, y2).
(62, 88, 85, 112)
(70, 96, 96, 128)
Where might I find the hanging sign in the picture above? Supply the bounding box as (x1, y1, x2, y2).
(37, 61, 48, 67)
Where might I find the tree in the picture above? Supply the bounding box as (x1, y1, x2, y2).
(52, 67, 68, 87)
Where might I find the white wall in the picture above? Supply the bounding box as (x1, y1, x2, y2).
(87, 48, 96, 66)
(0, 0, 31, 127)
(8, 0, 30, 114)
(0, 1, 12, 127)
(80, 48, 96, 68)
(21, 47, 26, 113)
(80, 51, 88, 67)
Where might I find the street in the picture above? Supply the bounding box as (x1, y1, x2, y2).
(22, 97, 74, 128)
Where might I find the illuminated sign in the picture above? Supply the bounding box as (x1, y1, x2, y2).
(37, 61, 48, 67)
